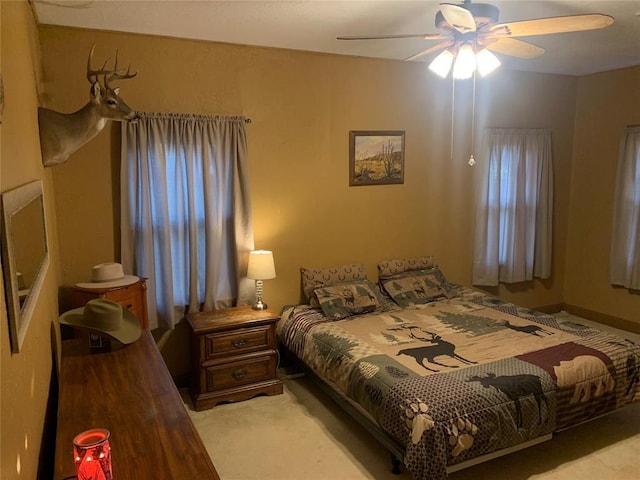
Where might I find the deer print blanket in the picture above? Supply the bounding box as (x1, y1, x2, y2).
(277, 288, 640, 480)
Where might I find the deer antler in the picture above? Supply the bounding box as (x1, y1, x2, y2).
(104, 50, 137, 89)
(86, 46, 137, 88)
(421, 329, 440, 340)
(389, 324, 435, 342)
(86, 45, 114, 85)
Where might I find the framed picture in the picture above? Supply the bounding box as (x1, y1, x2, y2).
(349, 130, 405, 186)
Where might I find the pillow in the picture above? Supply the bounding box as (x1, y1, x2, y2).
(377, 256, 436, 280)
(380, 267, 452, 307)
(313, 279, 385, 320)
(301, 263, 367, 306)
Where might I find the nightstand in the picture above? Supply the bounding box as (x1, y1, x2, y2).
(186, 306, 283, 411)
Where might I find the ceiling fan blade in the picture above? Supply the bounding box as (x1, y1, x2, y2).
(337, 33, 446, 41)
(486, 37, 545, 59)
(439, 3, 476, 33)
(404, 41, 453, 62)
(490, 14, 614, 37)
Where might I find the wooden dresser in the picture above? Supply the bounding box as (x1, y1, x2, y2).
(70, 277, 149, 328)
(186, 306, 283, 411)
(54, 329, 220, 479)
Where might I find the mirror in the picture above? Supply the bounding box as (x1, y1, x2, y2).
(1, 180, 49, 353)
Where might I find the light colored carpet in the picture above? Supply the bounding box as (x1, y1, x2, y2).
(184, 313, 640, 480)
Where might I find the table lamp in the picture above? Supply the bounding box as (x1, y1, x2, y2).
(247, 250, 276, 310)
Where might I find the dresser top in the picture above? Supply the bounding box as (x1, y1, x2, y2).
(186, 305, 279, 333)
(55, 330, 219, 479)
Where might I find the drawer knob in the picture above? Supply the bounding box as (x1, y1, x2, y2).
(231, 338, 248, 348)
(232, 369, 248, 380)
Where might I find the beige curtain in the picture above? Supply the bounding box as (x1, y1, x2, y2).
(473, 128, 553, 286)
(121, 113, 254, 329)
(610, 126, 640, 290)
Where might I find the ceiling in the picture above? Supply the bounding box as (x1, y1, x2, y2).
(32, 1, 640, 76)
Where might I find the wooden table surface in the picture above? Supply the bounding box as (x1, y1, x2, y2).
(54, 329, 220, 479)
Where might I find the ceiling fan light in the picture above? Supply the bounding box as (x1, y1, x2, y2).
(476, 48, 501, 76)
(428, 50, 455, 78)
(452, 44, 476, 80)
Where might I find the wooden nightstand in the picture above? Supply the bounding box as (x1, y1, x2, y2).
(186, 306, 283, 411)
(69, 278, 149, 328)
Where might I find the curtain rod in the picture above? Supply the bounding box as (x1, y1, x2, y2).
(137, 112, 251, 123)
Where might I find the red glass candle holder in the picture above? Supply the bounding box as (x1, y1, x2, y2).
(73, 428, 112, 480)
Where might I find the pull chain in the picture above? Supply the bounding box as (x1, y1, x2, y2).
(450, 75, 455, 161)
(468, 70, 476, 166)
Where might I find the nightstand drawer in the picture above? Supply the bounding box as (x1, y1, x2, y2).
(205, 326, 271, 359)
(205, 353, 276, 391)
(102, 287, 139, 303)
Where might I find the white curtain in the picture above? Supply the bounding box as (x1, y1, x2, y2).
(473, 128, 553, 286)
(610, 126, 640, 290)
(121, 113, 255, 330)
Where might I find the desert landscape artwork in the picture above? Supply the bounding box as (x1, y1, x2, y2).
(349, 131, 405, 186)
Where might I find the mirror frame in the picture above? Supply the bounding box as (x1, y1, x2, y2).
(1, 180, 50, 353)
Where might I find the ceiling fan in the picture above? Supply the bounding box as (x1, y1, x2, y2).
(337, 0, 614, 78)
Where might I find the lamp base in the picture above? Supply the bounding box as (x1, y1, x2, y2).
(252, 279, 268, 310)
(252, 300, 268, 310)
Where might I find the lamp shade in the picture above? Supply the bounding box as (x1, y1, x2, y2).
(475, 48, 501, 77)
(428, 49, 455, 78)
(429, 44, 501, 79)
(247, 250, 276, 280)
(452, 44, 476, 80)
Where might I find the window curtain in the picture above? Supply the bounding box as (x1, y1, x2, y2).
(121, 113, 255, 330)
(473, 128, 553, 286)
(610, 126, 640, 290)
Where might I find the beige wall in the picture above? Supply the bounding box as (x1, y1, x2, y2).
(37, 27, 579, 379)
(564, 66, 640, 324)
(39, 27, 576, 319)
(1, 2, 61, 479)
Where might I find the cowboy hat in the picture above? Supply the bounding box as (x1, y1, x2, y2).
(59, 299, 141, 344)
(76, 262, 139, 289)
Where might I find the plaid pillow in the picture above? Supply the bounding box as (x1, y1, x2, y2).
(380, 268, 452, 307)
(314, 279, 384, 320)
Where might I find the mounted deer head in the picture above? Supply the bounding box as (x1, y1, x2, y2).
(38, 45, 138, 167)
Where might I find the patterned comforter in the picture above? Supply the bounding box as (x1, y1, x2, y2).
(276, 288, 640, 480)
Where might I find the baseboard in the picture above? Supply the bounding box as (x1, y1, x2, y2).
(561, 304, 640, 334)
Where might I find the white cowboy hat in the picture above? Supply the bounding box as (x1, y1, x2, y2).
(59, 299, 141, 344)
(76, 262, 139, 289)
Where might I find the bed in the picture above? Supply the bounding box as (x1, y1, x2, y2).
(276, 258, 640, 480)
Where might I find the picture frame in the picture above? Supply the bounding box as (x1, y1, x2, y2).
(349, 130, 405, 186)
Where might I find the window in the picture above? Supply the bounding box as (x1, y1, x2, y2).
(610, 126, 640, 289)
(473, 129, 553, 286)
(121, 113, 254, 329)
